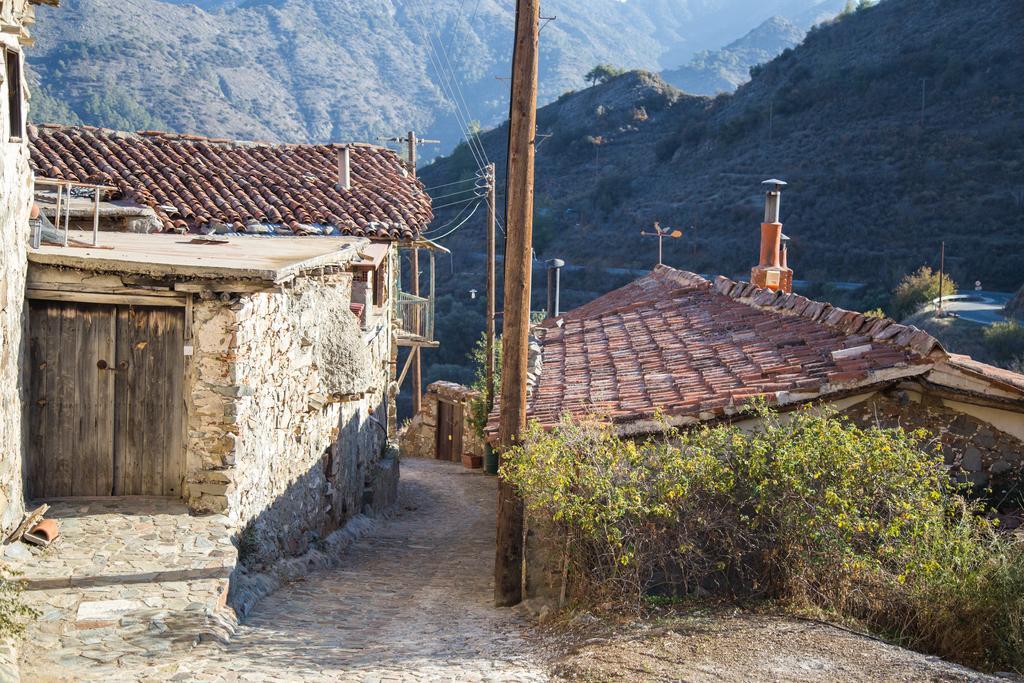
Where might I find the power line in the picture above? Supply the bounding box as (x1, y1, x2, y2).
(431, 200, 483, 240)
(416, 0, 491, 170)
(424, 194, 480, 234)
(411, 0, 487, 171)
(444, 0, 469, 60)
(413, 18, 484, 171)
(432, 194, 486, 211)
(422, 177, 479, 192)
(430, 186, 487, 202)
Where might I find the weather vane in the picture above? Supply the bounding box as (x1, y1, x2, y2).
(640, 221, 683, 266)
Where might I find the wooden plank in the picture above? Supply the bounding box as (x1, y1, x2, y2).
(27, 302, 117, 498)
(27, 304, 54, 498)
(51, 304, 77, 497)
(173, 281, 277, 294)
(452, 403, 465, 463)
(165, 312, 185, 496)
(28, 283, 180, 296)
(95, 310, 117, 495)
(113, 306, 185, 496)
(27, 289, 187, 307)
(73, 306, 116, 496)
(435, 401, 451, 461)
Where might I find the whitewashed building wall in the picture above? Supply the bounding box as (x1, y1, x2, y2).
(0, 0, 36, 532)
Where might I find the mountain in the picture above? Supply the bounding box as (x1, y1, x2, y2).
(29, 0, 847, 158)
(413, 0, 1024, 391)
(662, 16, 806, 95)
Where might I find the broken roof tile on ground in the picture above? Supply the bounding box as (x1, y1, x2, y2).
(29, 124, 433, 240)
(489, 266, 1024, 438)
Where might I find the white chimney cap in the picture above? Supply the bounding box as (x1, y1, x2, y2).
(762, 179, 787, 188)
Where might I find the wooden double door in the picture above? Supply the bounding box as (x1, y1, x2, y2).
(27, 301, 185, 499)
(435, 399, 464, 462)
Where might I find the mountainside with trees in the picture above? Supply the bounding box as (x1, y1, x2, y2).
(27, 0, 846, 158)
(413, 0, 1024, 393)
(661, 16, 806, 95)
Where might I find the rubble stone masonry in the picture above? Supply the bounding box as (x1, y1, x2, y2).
(186, 273, 398, 565)
(847, 390, 1024, 494)
(0, 17, 33, 533)
(401, 381, 485, 461)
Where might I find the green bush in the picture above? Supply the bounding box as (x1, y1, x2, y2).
(501, 404, 1024, 672)
(890, 266, 959, 320)
(468, 333, 501, 440)
(584, 64, 625, 87)
(0, 566, 36, 638)
(983, 321, 1024, 364)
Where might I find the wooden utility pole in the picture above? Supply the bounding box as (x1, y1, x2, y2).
(408, 131, 422, 416)
(485, 163, 497, 410)
(938, 241, 946, 315)
(495, 0, 540, 608)
(378, 131, 438, 415)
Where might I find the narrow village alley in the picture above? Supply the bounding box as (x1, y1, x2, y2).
(173, 458, 549, 682)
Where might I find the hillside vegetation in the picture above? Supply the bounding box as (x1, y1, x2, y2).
(413, 0, 1024, 398)
(661, 16, 806, 95)
(27, 0, 842, 158)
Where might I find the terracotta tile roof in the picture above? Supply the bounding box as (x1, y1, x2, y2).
(945, 354, 1024, 394)
(29, 124, 432, 240)
(490, 266, 944, 438)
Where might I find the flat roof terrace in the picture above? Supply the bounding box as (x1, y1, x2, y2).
(28, 230, 372, 283)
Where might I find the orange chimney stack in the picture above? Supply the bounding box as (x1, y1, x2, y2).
(751, 179, 793, 293)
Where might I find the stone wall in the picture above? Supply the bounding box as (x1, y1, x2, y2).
(846, 390, 1024, 496)
(400, 381, 484, 462)
(186, 271, 398, 566)
(0, 10, 35, 533)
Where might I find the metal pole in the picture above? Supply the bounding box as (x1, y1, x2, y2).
(92, 187, 101, 246)
(546, 259, 564, 318)
(62, 183, 71, 247)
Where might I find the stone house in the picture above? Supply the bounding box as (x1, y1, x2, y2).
(0, 0, 57, 534)
(505, 265, 1024, 488)
(490, 182, 1024, 492)
(21, 125, 435, 562)
(401, 381, 486, 466)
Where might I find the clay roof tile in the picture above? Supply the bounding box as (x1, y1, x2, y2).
(28, 124, 432, 240)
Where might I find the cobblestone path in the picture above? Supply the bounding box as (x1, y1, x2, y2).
(9, 499, 236, 682)
(177, 458, 549, 682)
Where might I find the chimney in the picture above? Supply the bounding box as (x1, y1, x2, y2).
(779, 233, 793, 293)
(546, 258, 565, 319)
(751, 179, 793, 293)
(337, 146, 351, 191)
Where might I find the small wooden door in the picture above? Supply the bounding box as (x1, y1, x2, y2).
(28, 301, 185, 498)
(436, 400, 453, 461)
(435, 400, 464, 463)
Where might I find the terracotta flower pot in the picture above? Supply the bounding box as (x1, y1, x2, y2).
(462, 453, 483, 469)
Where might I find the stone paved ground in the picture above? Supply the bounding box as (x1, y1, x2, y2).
(171, 458, 548, 682)
(6, 498, 236, 682)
